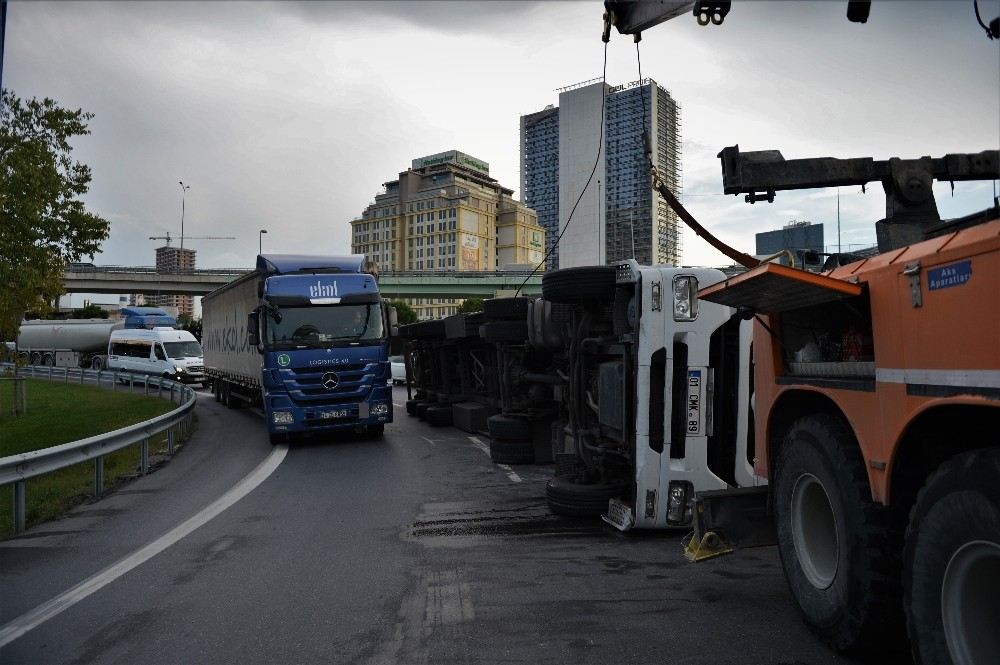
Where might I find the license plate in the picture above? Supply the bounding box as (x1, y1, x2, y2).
(687, 369, 702, 435)
(319, 409, 350, 420)
(602, 498, 634, 532)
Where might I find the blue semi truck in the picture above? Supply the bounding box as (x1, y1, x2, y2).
(202, 255, 396, 443)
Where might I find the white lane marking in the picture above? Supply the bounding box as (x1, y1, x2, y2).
(420, 436, 437, 447)
(393, 402, 403, 408)
(468, 436, 521, 483)
(468, 436, 490, 455)
(0, 444, 289, 648)
(496, 464, 523, 483)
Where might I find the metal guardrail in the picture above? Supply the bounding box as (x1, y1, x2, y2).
(0, 364, 197, 535)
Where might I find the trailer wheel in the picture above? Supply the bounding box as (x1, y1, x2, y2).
(489, 438, 534, 465)
(774, 414, 904, 654)
(29, 352, 42, 365)
(479, 321, 528, 343)
(41, 354, 55, 366)
(484, 297, 529, 321)
(425, 405, 453, 427)
(488, 414, 532, 441)
(545, 476, 626, 517)
(542, 266, 616, 305)
(904, 448, 1000, 665)
(90, 356, 104, 370)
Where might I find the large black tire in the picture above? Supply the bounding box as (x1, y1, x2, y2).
(542, 266, 616, 305)
(480, 321, 528, 343)
(773, 414, 904, 654)
(545, 476, 627, 517)
(405, 399, 421, 416)
(425, 405, 453, 427)
(268, 431, 287, 446)
(484, 297, 529, 321)
(367, 424, 385, 438)
(416, 402, 434, 420)
(488, 414, 532, 441)
(490, 438, 535, 465)
(904, 448, 1000, 665)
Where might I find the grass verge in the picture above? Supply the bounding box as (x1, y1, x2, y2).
(0, 378, 192, 537)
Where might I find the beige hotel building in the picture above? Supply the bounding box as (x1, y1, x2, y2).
(351, 150, 545, 320)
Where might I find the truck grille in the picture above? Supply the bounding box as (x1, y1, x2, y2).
(281, 362, 384, 405)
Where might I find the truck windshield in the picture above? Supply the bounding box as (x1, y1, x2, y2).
(163, 341, 203, 359)
(267, 303, 384, 349)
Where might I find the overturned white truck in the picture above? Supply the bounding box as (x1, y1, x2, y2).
(534, 260, 756, 530)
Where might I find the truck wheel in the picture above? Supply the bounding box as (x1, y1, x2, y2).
(42, 354, 55, 366)
(29, 352, 41, 365)
(416, 402, 434, 420)
(479, 321, 528, 343)
(904, 448, 1000, 665)
(90, 357, 104, 370)
(367, 424, 385, 438)
(542, 266, 616, 305)
(405, 399, 421, 416)
(425, 405, 453, 427)
(545, 476, 626, 517)
(484, 297, 529, 321)
(774, 414, 904, 654)
(488, 414, 532, 440)
(489, 438, 534, 465)
(268, 431, 287, 445)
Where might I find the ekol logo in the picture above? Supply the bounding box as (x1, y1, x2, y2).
(309, 280, 338, 298)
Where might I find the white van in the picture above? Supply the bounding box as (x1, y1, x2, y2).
(107, 328, 206, 385)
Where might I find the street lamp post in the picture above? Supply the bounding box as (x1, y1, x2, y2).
(259, 229, 268, 255)
(178, 181, 190, 250)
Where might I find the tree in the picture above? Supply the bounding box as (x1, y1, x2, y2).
(388, 300, 417, 324)
(457, 298, 484, 314)
(70, 303, 109, 319)
(1, 90, 110, 414)
(177, 314, 203, 341)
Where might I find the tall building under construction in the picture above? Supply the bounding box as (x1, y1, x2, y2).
(520, 78, 682, 270)
(146, 245, 196, 319)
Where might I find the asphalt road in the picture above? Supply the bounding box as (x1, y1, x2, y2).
(1, 386, 868, 665)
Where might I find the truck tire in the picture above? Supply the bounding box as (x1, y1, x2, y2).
(479, 321, 528, 343)
(489, 438, 534, 465)
(545, 476, 626, 517)
(367, 424, 385, 438)
(488, 414, 532, 441)
(774, 414, 904, 655)
(425, 405, 453, 427)
(269, 431, 287, 445)
(542, 266, 616, 305)
(904, 448, 1000, 665)
(416, 402, 434, 420)
(484, 297, 528, 321)
(405, 399, 421, 416)
(90, 356, 104, 370)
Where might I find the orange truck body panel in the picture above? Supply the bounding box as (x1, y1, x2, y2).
(711, 220, 1000, 505)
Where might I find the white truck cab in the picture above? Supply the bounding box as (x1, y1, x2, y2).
(107, 328, 205, 385)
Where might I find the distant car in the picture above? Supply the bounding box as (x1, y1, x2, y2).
(389, 355, 406, 385)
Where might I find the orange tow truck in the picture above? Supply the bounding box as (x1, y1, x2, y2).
(691, 147, 999, 665)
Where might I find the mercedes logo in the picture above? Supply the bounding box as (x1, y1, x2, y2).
(321, 372, 340, 390)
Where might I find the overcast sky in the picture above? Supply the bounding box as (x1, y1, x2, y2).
(5, 0, 999, 287)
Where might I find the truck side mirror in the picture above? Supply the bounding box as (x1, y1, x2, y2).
(387, 305, 399, 337)
(247, 311, 260, 348)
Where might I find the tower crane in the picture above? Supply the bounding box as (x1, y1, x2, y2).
(148, 231, 236, 246)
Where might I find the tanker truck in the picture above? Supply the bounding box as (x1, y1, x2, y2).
(16, 307, 178, 369)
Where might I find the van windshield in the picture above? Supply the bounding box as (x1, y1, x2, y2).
(163, 341, 203, 359)
(267, 303, 384, 349)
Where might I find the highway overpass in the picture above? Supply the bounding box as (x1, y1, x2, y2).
(62, 266, 543, 298)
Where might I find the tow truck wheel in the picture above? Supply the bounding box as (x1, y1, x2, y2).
(774, 414, 904, 655)
(542, 266, 616, 305)
(545, 476, 627, 517)
(904, 448, 1000, 665)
